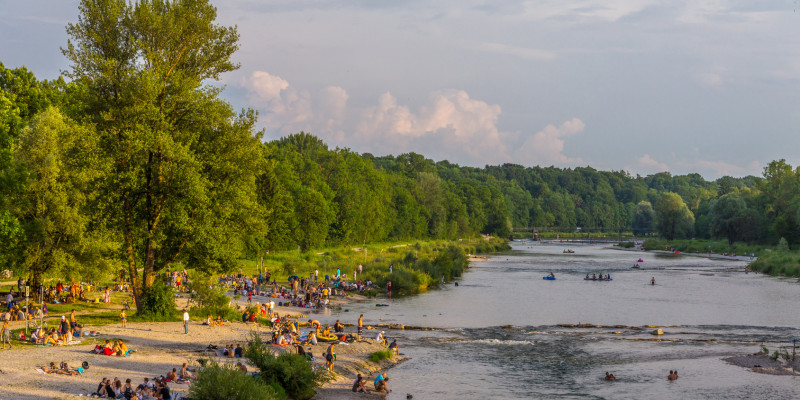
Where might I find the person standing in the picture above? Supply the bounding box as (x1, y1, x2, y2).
(183, 309, 190, 334)
(1, 320, 11, 349)
(120, 310, 127, 328)
(357, 314, 364, 341)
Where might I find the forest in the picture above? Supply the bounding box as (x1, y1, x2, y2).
(2, 0, 800, 310)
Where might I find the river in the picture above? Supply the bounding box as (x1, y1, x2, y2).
(319, 241, 800, 399)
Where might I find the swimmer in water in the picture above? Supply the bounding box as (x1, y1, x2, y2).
(651, 277, 655, 285)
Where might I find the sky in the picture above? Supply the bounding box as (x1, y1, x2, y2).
(2, 0, 799, 179)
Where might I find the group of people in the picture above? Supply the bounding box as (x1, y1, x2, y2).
(92, 339, 130, 356)
(39, 361, 84, 375)
(585, 274, 611, 280)
(602, 370, 679, 381)
(93, 376, 172, 399)
(352, 372, 391, 395)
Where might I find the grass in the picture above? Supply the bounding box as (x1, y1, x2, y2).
(368, 350, 393, 362)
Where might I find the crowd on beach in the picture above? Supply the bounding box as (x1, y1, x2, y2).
(88, 366, 193, 399)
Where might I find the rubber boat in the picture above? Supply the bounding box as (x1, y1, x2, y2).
(584, 278, 613, 281)
(542, 276, 556, 280)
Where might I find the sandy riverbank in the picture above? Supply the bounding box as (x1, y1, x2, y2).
(0, 303, 403, 400)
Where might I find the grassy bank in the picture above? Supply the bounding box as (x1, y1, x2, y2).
(641, 238, 762, 256)
(241, 237, 510, 296)
(749, 251, 800, 277)
(510, 231, 638, 240)
(639, 238, 800, 278)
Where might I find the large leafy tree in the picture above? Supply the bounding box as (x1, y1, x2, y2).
(655, 192, 695, 240)
(632, 201, 655, 236)
(63, 0, 265, 311)
(710, 193, 747, 244)
(11, 108, 106, 288)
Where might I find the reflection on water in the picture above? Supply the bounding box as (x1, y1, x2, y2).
(326, 243, 800, 399)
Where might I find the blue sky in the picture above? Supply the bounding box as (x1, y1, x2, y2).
(2, 0, 799, 179)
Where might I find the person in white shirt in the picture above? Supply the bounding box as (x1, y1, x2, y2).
(375, 331, 386, 345)
(183, 309, 190, 334)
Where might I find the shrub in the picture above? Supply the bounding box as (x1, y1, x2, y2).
(189, 360, 282, 400)
(617, 242, 635, 248)
(138, 279, 177, 319)
(368, 350, 393, 363)
(245, 333, 327, 400)
(188, 278, 239, 321)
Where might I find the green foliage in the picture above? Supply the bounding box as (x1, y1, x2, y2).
(188, 276, 238, 320)
(138, 280, 178, 319)
(245, 333, 326, 400)
(63, 0, 266, 312)
(368, 350, 393, 362)
(189, 360, 283, 400)
(655, 193, 695, 240)
(632, 201, 655, 236)
(617, 242, 635, 248)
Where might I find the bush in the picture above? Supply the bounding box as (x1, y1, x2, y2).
(138, 279, 177, 319)
(368, 350, 393, 363)
(617, 242, 635, 248)
(188, 278, 239, 321)
(189, 360, 283, 400)
(245, 333, 327, 400)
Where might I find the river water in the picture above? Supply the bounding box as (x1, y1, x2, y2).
(320, 241, 800, 399)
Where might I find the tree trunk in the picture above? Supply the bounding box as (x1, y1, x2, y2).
(124, 194, 144, 312)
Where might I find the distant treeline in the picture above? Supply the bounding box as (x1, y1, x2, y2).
(2, 60, 798, 289)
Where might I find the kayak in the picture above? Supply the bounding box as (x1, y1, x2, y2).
(584, 278, 613, 281)
(542, 276, 556, 280)
(317, 335, 339, 342)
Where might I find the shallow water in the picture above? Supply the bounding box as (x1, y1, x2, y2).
(324, 242, 800, 399)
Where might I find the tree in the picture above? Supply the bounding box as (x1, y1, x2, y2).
(63, 0, 265, 312)
(655, 192, 695, 240)
(10, 108, 95, 288)
(710, 193, 747, 244)
(632, 201, 655, 236)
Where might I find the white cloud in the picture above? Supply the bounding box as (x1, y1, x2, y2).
(246, 71, 349, 138)
(243, 71, 583, 167)
(514, 119, 585, 165)
(635, 154, 670, 173)
(249, 71, 289, 102)
(355, 90, 508, 164)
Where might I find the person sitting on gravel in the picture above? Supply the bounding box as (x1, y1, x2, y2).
(180, 362, 196, 380)
(388, 339, 399, 356)
(166, 368, 177, 381)
(374, 374, 391, 394)
(352, 374, 369, 393)
(375, 331, 387, 346)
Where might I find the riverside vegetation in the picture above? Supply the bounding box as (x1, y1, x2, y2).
(4, 0, 800, 315)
